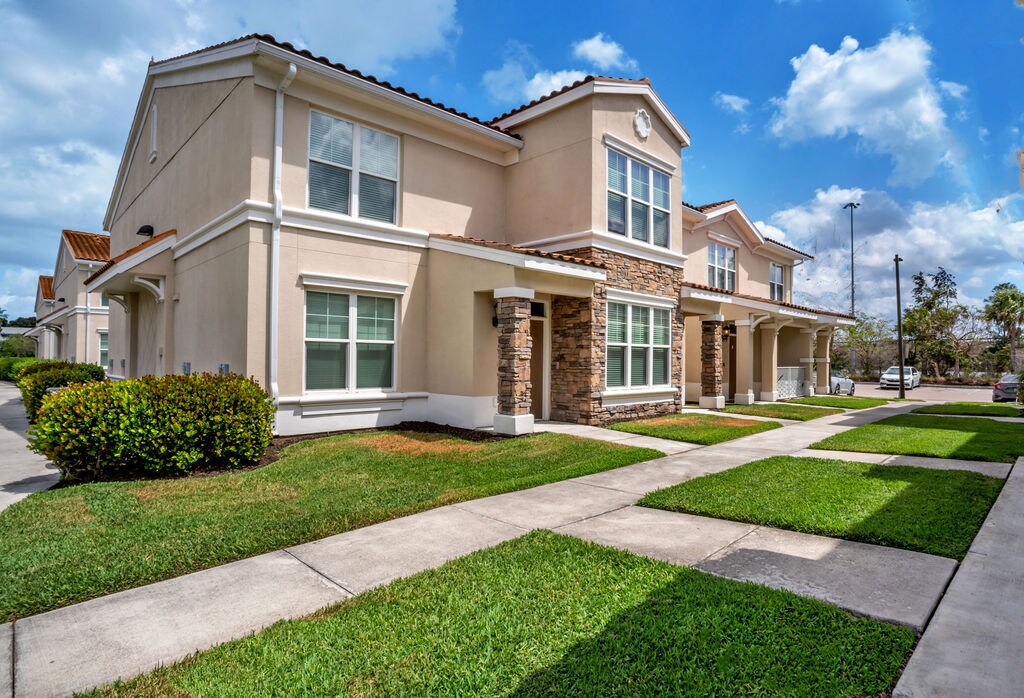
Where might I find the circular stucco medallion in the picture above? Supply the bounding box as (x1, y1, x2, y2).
(633, 108, 652, 140)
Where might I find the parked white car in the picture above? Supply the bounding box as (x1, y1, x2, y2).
(879, 366, 921, 390)
(830, 371, 855, 395)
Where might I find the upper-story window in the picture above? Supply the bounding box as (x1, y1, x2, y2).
(607, 149, 670, 248)
(99, 292, 109, 307)
(708, 242, 736, 291)
(308, 111, 399, 224)
(770, 263, 785, 301)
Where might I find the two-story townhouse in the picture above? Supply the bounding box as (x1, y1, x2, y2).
(87, 34, 851, 436)
(29, 231, 111, 365)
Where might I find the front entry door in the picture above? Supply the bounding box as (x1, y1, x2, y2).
(530, 319, 545, 419)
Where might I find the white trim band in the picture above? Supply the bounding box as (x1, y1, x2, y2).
(605, 287, 677, 309)
(602, 133, 676, 173)
(301, 274, 408, 296)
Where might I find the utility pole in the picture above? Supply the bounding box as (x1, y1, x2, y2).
(843, 202, 860, 372)
(895, 254, 906, 400)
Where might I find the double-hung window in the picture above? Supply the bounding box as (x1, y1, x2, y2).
(707, 242, 736, 291)
(305, 290, 396, 391)
(607, 150, 671, 247)
(770, 263, 785, 301)
(98, 332, 108, 368)
(606, 302, 671, 389)
(308, 111, 399, 224)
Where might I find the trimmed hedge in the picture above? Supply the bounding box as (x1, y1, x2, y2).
(0, 357, 43, 381)
(19, 364, 107, 420)
(29, 373, 274, 481)
(15, 359, 69, 381)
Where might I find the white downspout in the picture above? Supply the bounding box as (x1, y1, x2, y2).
(84, 283, 91, 364)
(269, 62, 297, 402)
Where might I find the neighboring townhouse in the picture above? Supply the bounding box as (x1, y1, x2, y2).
(30, 231, 111, 365)
(87, 34, 851, 435)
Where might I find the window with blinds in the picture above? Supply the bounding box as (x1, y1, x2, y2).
(707, 242, 737, 291)
(98, 332, 108, 369)
(309, 111, 399, 224)
(606, 301, 671, 389)
(305, 290, 396, 391)
(607, 149, 671, 248)
(770, 263, 785, 301)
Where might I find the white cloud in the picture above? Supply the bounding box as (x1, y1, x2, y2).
(939, 80, 968, 99)
(978, 127, 989, 143)
(572, 33, 638, 72)
(714, 92, 750, 113)
(765, 185, 1024, 318)
(769, 32, 959, 185)
(483, 41, 585, 103)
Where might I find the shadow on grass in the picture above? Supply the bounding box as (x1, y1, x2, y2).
(508, 568, 913, 697)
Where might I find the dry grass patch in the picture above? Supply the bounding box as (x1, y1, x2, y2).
(351, 432, 483, 456)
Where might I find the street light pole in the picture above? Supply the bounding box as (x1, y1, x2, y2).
(843, 202, 860, 372)
(895, 254, 906, 400)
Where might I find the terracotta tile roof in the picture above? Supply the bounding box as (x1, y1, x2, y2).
(430, 234, 606, 269)
(681, 199, 736, 214)
(86, 229, 177, 284)
(151, 34, 519, 140)
(38, 276, 54, 300)
(61, 230, 110, 262)
(763, 236, 813, 259)
(680, 280, 854, 319)
(489, 75, 652, 124)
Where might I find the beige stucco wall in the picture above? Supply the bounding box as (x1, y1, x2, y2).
(108, 78, 255, 256)
(681, 220, 795, 301)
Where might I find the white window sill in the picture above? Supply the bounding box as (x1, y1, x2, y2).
(279, 390, 429, 406)
(600, 386, 679, 406)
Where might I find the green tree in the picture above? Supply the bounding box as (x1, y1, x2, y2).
(983, 282, 1024, 372)
(8, 316, 35, 327)
(0, 334, 37, 357)
(833, 314, 896, 376)
(0, 307, 7, 328)
(903, 267, 966, 378)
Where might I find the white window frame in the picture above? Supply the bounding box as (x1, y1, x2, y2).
(770, 263, 785, 301)
(606, 148, 671, 249)
(97, 331, 108, 369)
(606, 301, 672, 389)
(307, 109, 401, 224)
(707, 242, 737, 291)
(303, 289, 399, 393)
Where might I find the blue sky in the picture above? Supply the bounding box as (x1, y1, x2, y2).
(1, 0, 1022, 320)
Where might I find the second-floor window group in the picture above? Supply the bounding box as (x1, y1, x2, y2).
(607, 150, 671, 248)
(707, 242, 736, 291)
(309, 111, 399, 224)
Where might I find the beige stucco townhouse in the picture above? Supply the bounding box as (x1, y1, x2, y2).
(29, 230, 110, 366)
(86, 34, 852, 436)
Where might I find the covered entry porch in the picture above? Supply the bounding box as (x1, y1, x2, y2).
(680, 286, 853, 408)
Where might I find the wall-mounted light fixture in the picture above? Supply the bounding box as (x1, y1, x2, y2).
(56, 297, 65, 302)
(136, 225, 154, 237)
(491, 303, 499, 328)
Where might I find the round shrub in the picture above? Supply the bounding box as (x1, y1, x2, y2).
(29, 373, 274, 481)
(19, 363, 107, 420)
(0, 357, 43, 381)
(16, 359, 71, 381)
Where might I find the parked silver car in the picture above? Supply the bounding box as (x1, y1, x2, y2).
(830, 371, 855, 395)
(992, 373, 1021, 402)
(879, 366, 921, 390)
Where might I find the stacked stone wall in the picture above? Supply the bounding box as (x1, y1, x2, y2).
(495, 297, 531, 416)
(549, 248, 686, 425)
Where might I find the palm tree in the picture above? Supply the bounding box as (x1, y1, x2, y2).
(984, 283, 1024, 372)
(0, 307, 7, 328)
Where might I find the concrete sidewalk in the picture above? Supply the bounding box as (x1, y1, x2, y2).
(894, 457, 1024, 697)
(2, 400, 938, 696)
(0, 382, 59, 512)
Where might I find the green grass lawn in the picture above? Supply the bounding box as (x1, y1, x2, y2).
(787, 395, 890, 409)
(723, 403, 843, 421)
(0, 431, 660, 622)
(640, 456, 1001, 559)
(913, 402, 1023, 417)
(97, 532, 914, 697)
(609, 413, 781, 444)
(811, 414, 1024, 463)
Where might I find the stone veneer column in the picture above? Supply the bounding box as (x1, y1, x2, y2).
(732, 320, 756, 405)
(699, 315, 725, 409)
(493, 288, 534, 435)
(801, 328, 817, 397)
(815, 330, 832, 394)
(760, 324, 779, 402)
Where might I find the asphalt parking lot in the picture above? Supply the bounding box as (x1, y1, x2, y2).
(854, 382, 995, 403)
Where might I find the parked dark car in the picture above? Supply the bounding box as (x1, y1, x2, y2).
(992, 374, 1021, 402)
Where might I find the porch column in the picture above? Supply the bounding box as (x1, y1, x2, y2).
(759, 324, 778, 402)
(733, 319, 755, 404)
(815, 330, 832, 394)
(493, 287, 534, 435)
(699, 315, 725, 409)
(801, 328, 816, 397)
